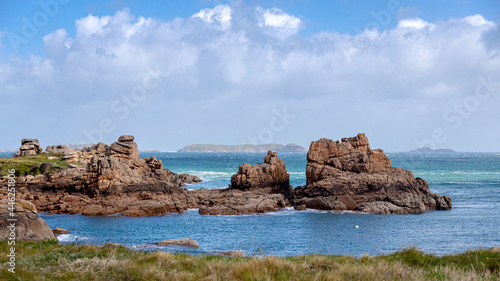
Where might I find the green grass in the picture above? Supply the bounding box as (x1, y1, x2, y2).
(0, 241, 498, 280)
(0, 154, 71, 177)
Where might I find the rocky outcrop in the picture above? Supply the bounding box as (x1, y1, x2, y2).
(0, 199, 56, 241)
(230, 151, 292, 197)
(13, 139, 44, 157)
(109, 135, 139, 160)
(291, 133, 452, 214)
(0, 135, 202, 217)
(195, 188, 288, 215)
(192, 151, 291, 215)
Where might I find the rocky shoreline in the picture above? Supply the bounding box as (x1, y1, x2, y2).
(0, 134, 452, 240)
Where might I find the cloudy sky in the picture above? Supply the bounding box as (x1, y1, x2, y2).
(0, 0, 499, 152)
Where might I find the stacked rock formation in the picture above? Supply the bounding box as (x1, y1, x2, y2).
(1, 135, 202, 217)
(230, 151, 292, 197)
(109, 135, 140, 160)
(13, 139, 44, 157)
(194, 151, 291, 215)
(291, 133, 452, 214)
(0, 199, 56, 241)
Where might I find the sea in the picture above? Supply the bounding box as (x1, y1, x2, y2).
(2, 151, 499, 256)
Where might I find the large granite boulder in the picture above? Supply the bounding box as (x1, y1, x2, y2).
(0, 199, 56, 241)
(46, 145, 70, 154)
(13, 139, 44, 157)
(193, 151, 291, 215)
(230, 151, 292, 197)
(291, 133, 452, 214)
(109, 135, 139, 160)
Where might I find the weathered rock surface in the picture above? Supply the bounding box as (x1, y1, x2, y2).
(489, 247, 500, 253)
(291, 134, 452, 214)
(0, 199, 56, 241)
(1, 135, 202, 217)
(230, 151, 292, 197)
(46, 145, 71, 154)
(219, 250, 244, 257)
(195, 188, 288, 215)
(13, 139, 44, 157)
(156, 238, 199, 248)
(52, 227, 70, 236)
(192, 151, 292, 215)
(179, 174, 203, 184)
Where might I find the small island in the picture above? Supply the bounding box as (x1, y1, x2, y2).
(178, 143, 307, 153)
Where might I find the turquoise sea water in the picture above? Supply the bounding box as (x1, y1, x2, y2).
(4, 151, 499, 256)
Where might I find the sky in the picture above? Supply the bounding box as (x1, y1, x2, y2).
(0, 0, 499, 152)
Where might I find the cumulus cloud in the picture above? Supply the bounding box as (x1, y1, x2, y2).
(0, 4, 499, 151)
(397, 18, 435, 30)
(192, 4, 231, 30)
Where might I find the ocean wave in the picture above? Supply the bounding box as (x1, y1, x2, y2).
(57, 234, 90, 243)
(177, 171, 234, 180)
(303, 209, 369, 215)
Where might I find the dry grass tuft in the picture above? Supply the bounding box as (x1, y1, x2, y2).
(0, 241, 498, 280)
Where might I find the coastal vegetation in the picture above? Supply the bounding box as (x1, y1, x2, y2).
(0, 154, 69, 177)
(0, 241, 498, 280)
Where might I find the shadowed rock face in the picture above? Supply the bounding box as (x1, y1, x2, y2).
(230, 151, 292, 197)
(192, 151, 292, 215)
(0, 199, 56, 241)
(0, 136, 201, 217)
(13, 139, 44, 157)
(291, 133, 452, 214)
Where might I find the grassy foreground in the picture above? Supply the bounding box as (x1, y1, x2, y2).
(0, 241, 498, 280)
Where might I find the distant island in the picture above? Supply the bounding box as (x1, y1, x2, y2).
(178, 143, 307, 153)
(410, 147, 456, 153)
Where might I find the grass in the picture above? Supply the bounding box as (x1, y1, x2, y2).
(0, 154, 71, 177)
(0, 241, 498, 280)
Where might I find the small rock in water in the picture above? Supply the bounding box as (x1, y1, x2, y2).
(157, 238, 200, 248)
(220, 250, 244, 257)
(52, 227, 70, 236)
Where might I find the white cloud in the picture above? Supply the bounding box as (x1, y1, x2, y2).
(462, 14, 494, 27)
(75, 14, 112, 36)
(192, 5, 231, 30)
(0, 4, 499, 151)
(257, 7, 301, 39)
(397, 18, 435, 30)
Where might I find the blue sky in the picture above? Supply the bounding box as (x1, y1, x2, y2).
(0, 0, 499, 151)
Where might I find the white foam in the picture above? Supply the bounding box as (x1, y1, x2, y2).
(57, 234, 90, 242)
